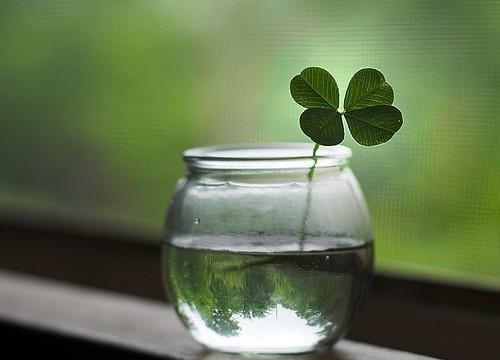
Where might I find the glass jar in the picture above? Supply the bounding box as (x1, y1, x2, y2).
(162, 143, 373, 354)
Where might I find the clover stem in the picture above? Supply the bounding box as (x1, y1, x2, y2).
(307, 143, 319, 181)
(299, 143, 319, 249)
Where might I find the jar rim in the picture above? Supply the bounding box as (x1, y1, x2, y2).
(183, 143, 351, 171)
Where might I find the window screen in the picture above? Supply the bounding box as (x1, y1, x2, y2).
(0, 1, 498, 288)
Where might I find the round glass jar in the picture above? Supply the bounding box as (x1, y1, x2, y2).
(162, 143, 373, 354)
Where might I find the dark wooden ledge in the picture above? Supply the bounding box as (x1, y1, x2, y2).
(0, 223, 499, 358)
(0, 270, 438, 360)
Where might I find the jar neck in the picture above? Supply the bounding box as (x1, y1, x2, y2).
(186, 165, 352, 190)
(183, 143, 352, 174)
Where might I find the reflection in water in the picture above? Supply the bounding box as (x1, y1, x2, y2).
(179, 303, 326, 352)
(163, 242, 372, 353)
(200, 345, 343, 360)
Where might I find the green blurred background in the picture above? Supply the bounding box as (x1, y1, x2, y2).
(0, 1, 498, 288)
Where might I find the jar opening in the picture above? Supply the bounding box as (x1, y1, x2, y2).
(183, 143, 351, 171)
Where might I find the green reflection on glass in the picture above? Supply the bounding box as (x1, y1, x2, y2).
(163, 243, 372, 338)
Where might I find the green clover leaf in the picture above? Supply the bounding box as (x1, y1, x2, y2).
(344, 105, 402, 146)
(300, 108, 344, 146)
(290, 67, 339, 109)
(344, 68, 394, 111)
(290, 67, 343, 146)
(290, 67, 403, 147)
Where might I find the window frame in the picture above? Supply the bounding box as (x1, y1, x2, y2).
(1, 220, 499, 359)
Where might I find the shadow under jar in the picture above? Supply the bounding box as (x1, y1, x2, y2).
(162, 143, 373, 354)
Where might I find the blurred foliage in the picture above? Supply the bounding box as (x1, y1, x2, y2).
(0, 1, 499, 287)
(163, 244, 369, 336)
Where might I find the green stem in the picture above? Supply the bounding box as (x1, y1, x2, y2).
(300, 143, 319, 249)
(307, 143, 320, 181)
(220, 143, 319, 270)
(222, 256, 281, 272)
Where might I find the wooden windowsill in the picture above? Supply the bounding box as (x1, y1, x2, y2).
(1, 223, 499, 359)
(0, 270, 438, 360)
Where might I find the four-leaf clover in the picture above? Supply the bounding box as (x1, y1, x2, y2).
(290, 67, 403, 146)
